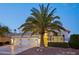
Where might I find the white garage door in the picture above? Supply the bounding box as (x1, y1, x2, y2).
(21, 38, 30, 46)
(14, 38, 39, 47)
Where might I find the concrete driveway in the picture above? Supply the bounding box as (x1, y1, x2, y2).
(0, 45, 33, 55)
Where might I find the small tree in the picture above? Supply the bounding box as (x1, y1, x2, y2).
(0, 25, 10, 36)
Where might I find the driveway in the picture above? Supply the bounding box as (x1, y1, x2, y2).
(0, 45, 33, 55)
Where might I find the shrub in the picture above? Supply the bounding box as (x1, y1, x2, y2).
(0, 42, 4, 46)
(4, 41, 10, 45)
(69, 34, 79, 49)
(48, 42, 69, 48)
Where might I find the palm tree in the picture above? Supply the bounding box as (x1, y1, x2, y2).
(19, 4, 68, 47)
(0, 25, 10, 36)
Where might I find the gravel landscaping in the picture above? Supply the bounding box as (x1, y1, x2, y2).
(17, 47, 79, 55)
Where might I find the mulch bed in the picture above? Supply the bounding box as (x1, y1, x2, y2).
(17, 47, 79, 55)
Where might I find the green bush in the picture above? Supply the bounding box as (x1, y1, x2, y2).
(69, 34, 79, 49)
(48, 42, 69, 48)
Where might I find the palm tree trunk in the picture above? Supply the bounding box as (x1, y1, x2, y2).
(40, 33, 45, 47)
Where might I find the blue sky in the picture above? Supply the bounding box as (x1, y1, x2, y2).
(0, 3, 79, 34)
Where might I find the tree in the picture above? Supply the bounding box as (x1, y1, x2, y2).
(0, 25, 10, 36)
(19, 4, 67, 47)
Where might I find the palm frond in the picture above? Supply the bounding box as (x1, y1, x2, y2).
(53, 20, 62, 26)
(48, 8, 56, 17)
(52, 16, 60, 20)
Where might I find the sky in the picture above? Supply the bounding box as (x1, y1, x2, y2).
(0, 3, 79, 34)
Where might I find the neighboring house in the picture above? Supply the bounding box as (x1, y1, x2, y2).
(0, 35, 11, 44)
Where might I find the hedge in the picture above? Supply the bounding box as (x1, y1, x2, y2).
(0, 42, 4, 46)
(69, 34, 79, 49)
(4, 41, 10, 45)
(48, 42, 69, 48)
